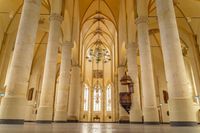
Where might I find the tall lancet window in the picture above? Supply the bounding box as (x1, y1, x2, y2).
(83, 84, 89, 111)
(93, 86, 101, 111)
(106, 84, 112, 111)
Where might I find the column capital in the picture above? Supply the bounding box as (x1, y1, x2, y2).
(49, 13, 63, 22)
(63, 41, 74, 48)
(135, 16, 148, 25)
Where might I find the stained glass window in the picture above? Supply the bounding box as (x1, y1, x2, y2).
(93, 86, 101, 111)
(106, 84, 112, 111)
(83, 85, 89, 111)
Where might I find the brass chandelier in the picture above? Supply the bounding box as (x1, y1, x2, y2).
(86, 38, 111, 64)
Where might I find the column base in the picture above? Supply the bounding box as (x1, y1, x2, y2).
(143, 106, 159, 123)
(162, 122, 170, 124)
(130, 109, 142, 123)
(67, 115, 79, 122)
(169, 98, 197, 123)
(0, 96, 26, 121)
(119, 119, 130, 123)
(67, 120, 79, 123)
(36, 120, 52, 124)
(24, 120, 35, 122)
(119, 115, 129, 123)
(54, 110, 67, 122)
(170, 121, 198, 126)
(130, 122, 143, 124)
(36, 106, 53, 122)
(144, 122, 160, 125)
(0, 119, 24, 124)
(54, 121, 67, 123)
(25, 105, 35, 122)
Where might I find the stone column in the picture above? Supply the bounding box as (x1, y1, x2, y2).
(54, 42, 73, 122)
(114, 73, 119, 121)
(136, 0, 159, 124)
(118, 66, 129, 123)
(127, 43, 142, 123)
(156, 0, 197, 126)
(36, 14, 63, 123)
(67, 66, 81, 122)
(0, 0, 41, 124)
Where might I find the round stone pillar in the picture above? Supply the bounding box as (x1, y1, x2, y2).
(118, 66, 129, 123)
(156, 0, 197, 126)
(54, 42, 73, 122)
(127, 43, 142, 123)
(67, 66, 81, 122)
(36, 13, 63, 123)
(0, 0, 41, 124)
(136, 0, 159, 124)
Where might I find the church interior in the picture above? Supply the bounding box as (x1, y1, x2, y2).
(0, 0, 200, 132)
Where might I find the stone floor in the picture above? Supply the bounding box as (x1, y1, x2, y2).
(0, 123, 200, 133)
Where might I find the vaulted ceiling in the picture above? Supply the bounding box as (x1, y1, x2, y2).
(79, 0, 119, 24)
(80, 0, 117, 53)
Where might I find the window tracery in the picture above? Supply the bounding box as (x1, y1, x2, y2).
(93, 86, 101, 111)
(106, 84, 112, 111)
(83, 85, 89, 111)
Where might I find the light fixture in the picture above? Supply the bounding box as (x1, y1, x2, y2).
(86, 39, 111, 64)
(94, 82, 101, 103)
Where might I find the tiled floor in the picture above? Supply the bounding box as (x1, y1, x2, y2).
(0, 123, 199, 133)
